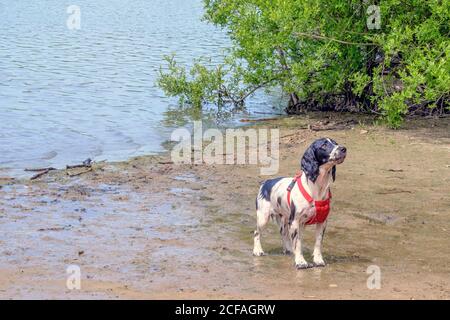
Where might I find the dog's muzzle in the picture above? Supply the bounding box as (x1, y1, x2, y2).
(332, 146, 347, 163)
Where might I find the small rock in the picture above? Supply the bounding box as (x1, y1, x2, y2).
(387, 168, 403, 172)
(360, 130, 368, 134)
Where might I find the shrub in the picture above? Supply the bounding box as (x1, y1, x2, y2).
(158, 0, 449, 127)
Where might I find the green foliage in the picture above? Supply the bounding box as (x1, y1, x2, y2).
(157, 55, 224, 107)
(158, 54, 275, 108)
(158, 0, 450, 127)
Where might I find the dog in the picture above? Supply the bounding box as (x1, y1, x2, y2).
(253, 138, 347, 269)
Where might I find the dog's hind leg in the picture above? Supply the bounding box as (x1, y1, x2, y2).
(253, 200, 271, 256)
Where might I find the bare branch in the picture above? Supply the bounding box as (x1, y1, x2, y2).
(294, 32, 377, 46)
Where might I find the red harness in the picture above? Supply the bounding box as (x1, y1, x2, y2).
(286, 172, 332, 225)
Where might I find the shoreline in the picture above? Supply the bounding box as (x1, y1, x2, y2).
(0, 112, 371, 183)
(1, 111, 447, 183)
(1, 114, 449, 299)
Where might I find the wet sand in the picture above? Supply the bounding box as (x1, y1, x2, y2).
(0, 114, 449, 299)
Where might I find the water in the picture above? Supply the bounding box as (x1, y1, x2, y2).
(0, 0, 283, 176)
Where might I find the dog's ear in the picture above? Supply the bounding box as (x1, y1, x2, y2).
(332, 166, 336, 182)
(301, 145, 319, 182)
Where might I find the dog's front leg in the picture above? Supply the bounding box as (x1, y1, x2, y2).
(290, 221, 310, 269)
(313, 221, 327, 267)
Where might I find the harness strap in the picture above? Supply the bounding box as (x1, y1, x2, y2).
(286, 173, 299, 206)
(286, 172, 332, 206)
(286, 176, 298, 205)
(297, 173, 314, 203)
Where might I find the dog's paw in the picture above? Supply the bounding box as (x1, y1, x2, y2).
(313, 261, 326, 267)
(313, 257, 326, 267)
(253, 250, 265, 257)
(295, 262, 313, 270)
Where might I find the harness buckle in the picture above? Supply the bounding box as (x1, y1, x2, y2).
(286, 179, 296, 192)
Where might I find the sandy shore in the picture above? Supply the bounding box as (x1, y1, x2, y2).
(0, 114, 449, 299)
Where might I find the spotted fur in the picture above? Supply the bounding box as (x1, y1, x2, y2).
(253, 138, 347, 269)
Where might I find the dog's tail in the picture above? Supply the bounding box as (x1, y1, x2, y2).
(256, 182, 264, 210)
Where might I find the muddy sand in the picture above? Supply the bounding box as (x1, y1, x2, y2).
(0, 114, 449, 299)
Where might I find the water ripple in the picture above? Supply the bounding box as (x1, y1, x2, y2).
(0, 0, 282, 175)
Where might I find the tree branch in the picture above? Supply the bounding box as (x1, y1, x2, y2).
(240, 78, 278, 102)
(294, 32, 377, 46)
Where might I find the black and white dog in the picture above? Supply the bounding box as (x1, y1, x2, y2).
(253, 138, 347, 269)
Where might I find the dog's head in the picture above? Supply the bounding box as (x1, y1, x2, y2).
(301, 138, 347, 183)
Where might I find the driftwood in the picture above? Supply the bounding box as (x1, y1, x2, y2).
(239, 117, 280, 123)
(281, 132, 298, 139)
(66, 168, 93, 177)
(27, 158, 94, 180)
(25, 167, 57, 172)
(281, 128, 309, 139)
(309, 119, 358, 131)
(66, 158, 93, 169)
(375, 189, 412, 195)
(30, 169, 53, 180)
(158, 161, 174, 165)
(253, 111, 285, 116)
(66, 158, 94, 177)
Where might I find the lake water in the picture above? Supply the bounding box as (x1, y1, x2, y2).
(0, 0, 282, 176)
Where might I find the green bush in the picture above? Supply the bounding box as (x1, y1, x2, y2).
(158, 0, 449, 127)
